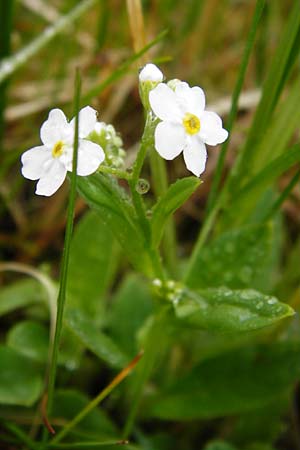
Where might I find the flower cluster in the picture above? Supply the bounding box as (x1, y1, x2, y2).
(21, 107, 105, 196)
(146, 71, 228, 177)
(90, 122, 126, 169)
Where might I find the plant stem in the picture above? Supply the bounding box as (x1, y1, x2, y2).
(2, 421, 39, 450)
(50, 352, 143, 445)
(0, 0, 97, 84)
(122, 305, 170, 439)
(149, 149, 178, 278)
(45, 72, 81, 424)
(98, 165, 131, 180)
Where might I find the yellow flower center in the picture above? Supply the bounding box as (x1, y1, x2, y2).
(182, 113, 200, 135)
(52, 141, 64, 158)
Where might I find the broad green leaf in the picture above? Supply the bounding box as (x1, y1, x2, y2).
(66, 210, 119, 324)
(65, 309, 129, 369)
(185, 224, 273, 291)
(52, 389, 118, 439)
(109, 274, 153, 356)
(147, 341, 300, 420)
(173, 287, 293, 332)
(77, 173, 153, 276)
(0, 279, 44, 317)
(0, 345, 43, 406)
(151, 177, 201, 247)
(7, 320, 49, 363)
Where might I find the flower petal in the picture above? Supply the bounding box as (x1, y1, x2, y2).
(70, 106, 98, 139)
(149, 83, 182, 121)
(21, 146, 52, 180)
(76, 140, 105, 176)
(183, 137, 207, 177)
(200, 111, 228, 146)
(175, 82, 205, 116)
(154, 121, 186, 160)
(40, 109, 72, 147)
(35, 159, 67, 196)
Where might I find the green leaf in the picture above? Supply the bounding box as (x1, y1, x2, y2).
(0, 345, 43, 406)
(77, 173, 153, 276)
(52, 389, 118, 439)
(66, 210, 119, 324)
(109, 274, 153, 356)
(7, 320, 49, 363)
(173, 287, 294, 332)
(185, 224, 274, 291)
(0, 279, 44, 317)
(65, 309, 129, 369)
(151, 177, 201, 247)
(147, 341, 300, 420)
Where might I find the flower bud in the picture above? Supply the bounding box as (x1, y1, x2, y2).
(139, 63, 164, 111)
(139, 63, 163, 83)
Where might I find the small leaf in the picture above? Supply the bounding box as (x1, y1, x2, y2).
(7, 320, 49, 363)
(0, 279, 44, 317)
(65, 309, 129, 369)
(151, 177, 201, 247)
(66, 210, 119, 324)
(173, 287, 294, 332)
(185, 224, 274, 291)
(0, 345, 43, 406)
(147, 341, 300, 420)
(77, 173, 153, 276)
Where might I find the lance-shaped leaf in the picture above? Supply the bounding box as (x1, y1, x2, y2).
(77, 173, 153, 276)
(151, 177, 201, 247)
(173, 287, 294, 333)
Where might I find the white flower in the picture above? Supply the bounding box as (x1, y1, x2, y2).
(21, 106, 105, 196)
(139, 63, 163, 83)
(149, 82, 228, 177)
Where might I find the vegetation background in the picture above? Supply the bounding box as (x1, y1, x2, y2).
(1, 1, 300, 449)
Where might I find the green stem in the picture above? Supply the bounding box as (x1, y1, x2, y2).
(149, 149, 178, 278)
(0, 0, 97, 84)
(205, 0, 266, 215)
(98, 165, 131, 180)
(48, 441, 128, 449)
(46, 72, 81, 420)
(122, 305, 170, 439)
(2, 421, 39, 450)
(50, 353, 142, 445)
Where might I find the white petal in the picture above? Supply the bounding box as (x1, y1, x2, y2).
(70, 106, 98, 138)
(40, 109, 72, 147)
(183, 137, 207, 177)
(154, 121, 186, 160)
(139, 63, 163, 82)
(175, 82, 205, 116)
(200, 111, 228, 146)
(76, 140, 105, 176)
(35, 159, 67, 196)
(21, 146, 52, 180)
(149, 83, 182, 121)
